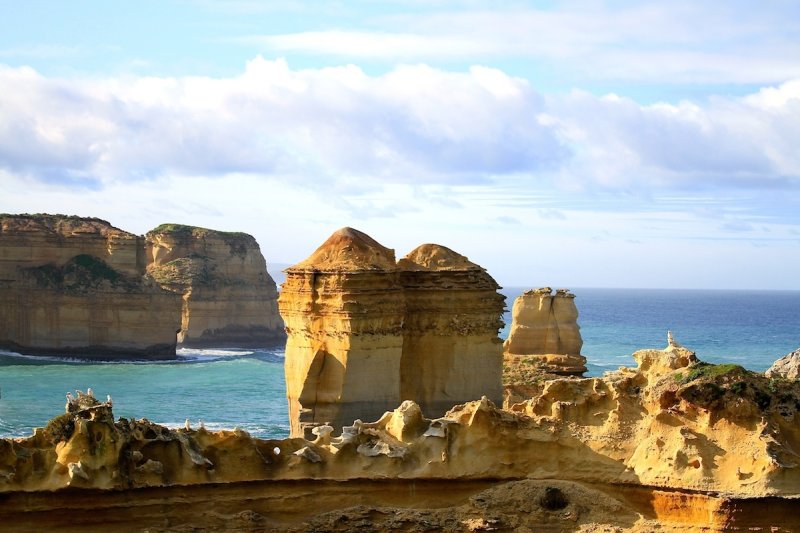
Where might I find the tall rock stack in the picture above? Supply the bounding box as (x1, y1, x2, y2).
(279, 228, 505, 438)
(0, 214, 181, 358)
(145, 224, 284, 347)
(398, 244, 505, 417)
(503, 288, 587, 376)
(278, 228, 406, 438)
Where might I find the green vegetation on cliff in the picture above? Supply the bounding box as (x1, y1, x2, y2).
(25, 254, 132, 291)
(149, 223, 248, 239)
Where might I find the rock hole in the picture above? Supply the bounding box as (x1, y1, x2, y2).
(144, 428, 157, 440)
(95, 431, 103, 442)
(539, 487, 569, 511)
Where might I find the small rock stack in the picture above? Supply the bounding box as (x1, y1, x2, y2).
(503, 287, 587, 376)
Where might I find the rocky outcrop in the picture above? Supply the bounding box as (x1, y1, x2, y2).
(0, 214, 181, 358)
(2, 339, 799, 530)
(503, 287, 587, 376)
(145, 224, 284, 347)
(399, 244, 504, 417)
(766, 348, 800, 380)
(278, 228, 504, 438)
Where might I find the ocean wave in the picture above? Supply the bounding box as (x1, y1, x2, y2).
(158, 420, 290, 439)
(0, 347, 285, 366)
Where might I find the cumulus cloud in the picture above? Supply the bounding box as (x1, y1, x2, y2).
(0, 58, 798, 198)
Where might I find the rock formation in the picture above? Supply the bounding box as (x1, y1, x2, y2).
(0, 214, 181, 358)
(503, 287, 587, 376)
(398, 244, 504, 417)
(2, 338, 799, 530)
(278, 228, 504, 438)
(766, 348, 800, 380)
(145, 224, 284, 347)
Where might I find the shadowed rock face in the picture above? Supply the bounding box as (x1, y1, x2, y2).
(145, 224, 284, 347)
(0, 214, 181, 358)
(278, 228, 505, 438)
(503, 287, 587, 376)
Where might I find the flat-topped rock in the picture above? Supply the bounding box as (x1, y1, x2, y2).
(0, 214, 180, 358)
(503, 287, 586, 377)
(145, 224, 284, 347)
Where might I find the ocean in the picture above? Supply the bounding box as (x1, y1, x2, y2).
(1, 288, 798, 440)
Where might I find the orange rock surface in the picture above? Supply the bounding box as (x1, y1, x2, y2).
(278, 228, 505, 437)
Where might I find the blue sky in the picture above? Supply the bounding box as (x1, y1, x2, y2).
(1, 1, 798, 288)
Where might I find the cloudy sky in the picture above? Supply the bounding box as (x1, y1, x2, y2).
(1, 1, 798, 289)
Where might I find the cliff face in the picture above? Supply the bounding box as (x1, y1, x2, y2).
(2, 340, 799, 531)
(0, 215, 181, 358)
(278, 228, 505, 438)
(398, 244, 505, 417)
(766, 348, 800, 380)
(145, 224, 284, 347)
(278, 228, 406, 438)
(503, 287, 587, 376)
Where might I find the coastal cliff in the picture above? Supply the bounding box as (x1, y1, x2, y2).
(1, 339, 798, 531)
(278, 228, 505, 438)
(0, 214, 181, 358)
(145, 224, 284, 347)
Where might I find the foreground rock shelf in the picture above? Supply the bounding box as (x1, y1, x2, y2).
(1, 340, 798, 531)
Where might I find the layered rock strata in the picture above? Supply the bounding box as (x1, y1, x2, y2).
(278, 228, 504, 438)
(0, 214, 181, 358)
(2, 339, 799, 531)
(398, 244, 504, 417)
(146, 224, 284, 347)
(503, 287, 587, 376)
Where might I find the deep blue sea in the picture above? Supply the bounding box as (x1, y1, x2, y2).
(1, 288, 798, 439)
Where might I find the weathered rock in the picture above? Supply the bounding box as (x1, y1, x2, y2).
(0, 214, 181, 358)
(278, 228, 406, 438)
(278, 228, 505, 438)
(503, 287, 587, 376)
(399, 244, 504, 417)
(766, 348, 800, 380)
(146, 224, 284, 347)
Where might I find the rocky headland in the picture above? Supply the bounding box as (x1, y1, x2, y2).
(0, 214, 284, 358)
(0, 338, 798, 531)
(146, 224, 284, 347)
(0, 214, 181, 358)
(277, 228, 504, 438)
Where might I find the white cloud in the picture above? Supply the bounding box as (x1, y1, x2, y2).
(0, 58, 798, 202)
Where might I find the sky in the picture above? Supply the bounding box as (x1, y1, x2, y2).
(1, 1, 798, 289)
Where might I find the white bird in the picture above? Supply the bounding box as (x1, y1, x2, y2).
(87, 387, 94, 397)
(199, 420, 205, 429)
(106, 394, 113, 405)
(66, 392, 75, 402)
(185, 419, 191, 431)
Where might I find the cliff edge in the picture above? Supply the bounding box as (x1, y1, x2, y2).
(0, 214, 181, 358)
(146, 224, 284, 347)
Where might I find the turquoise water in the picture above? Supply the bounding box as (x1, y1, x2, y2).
(1, 288, 798, 439)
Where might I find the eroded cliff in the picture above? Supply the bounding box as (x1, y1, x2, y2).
(278, 228, 505, 438)
(1, 339, 798, 530)
(0, 214, 181, 358)
(146, 224, 284, 347)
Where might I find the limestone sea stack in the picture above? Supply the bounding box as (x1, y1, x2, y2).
(278, 228, 406, 438)
(398, 244, 505, 417)
(145, 224, 284, 347)
(503, 287, 587, 376)
(278, 228, 505, 438)
(0, 214, 181, 358)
